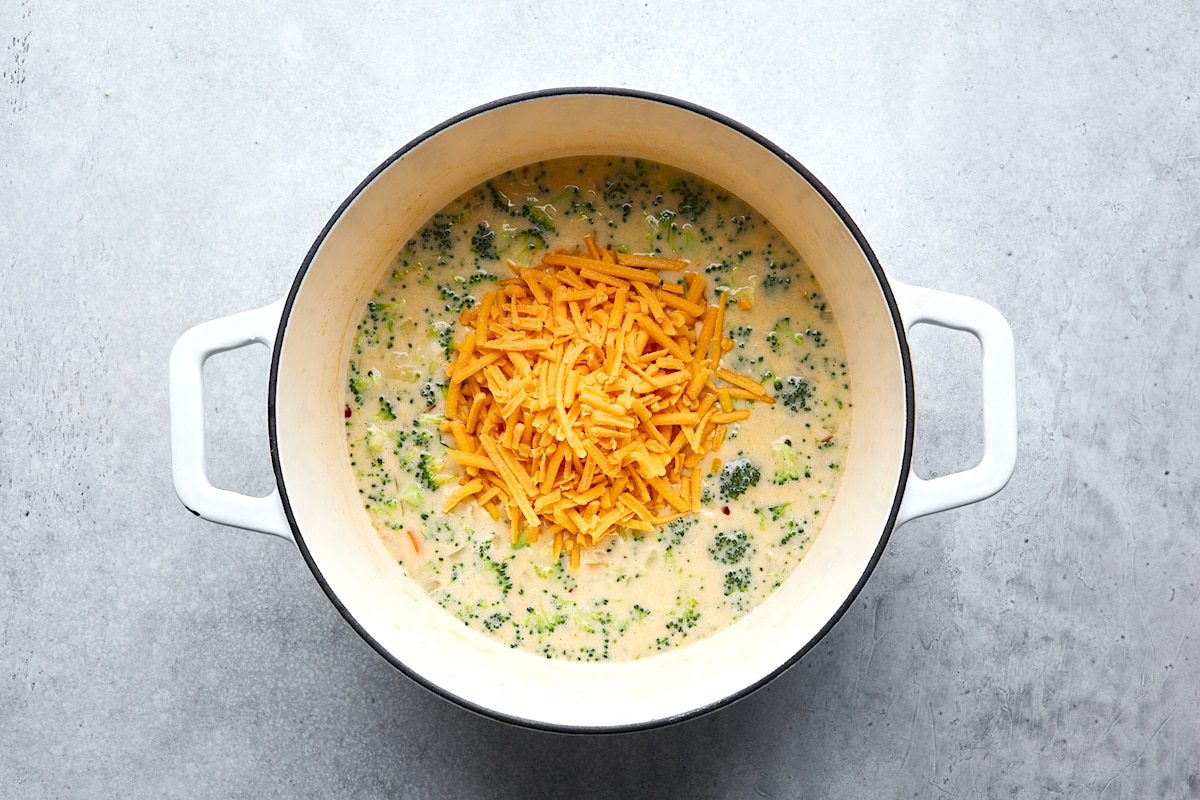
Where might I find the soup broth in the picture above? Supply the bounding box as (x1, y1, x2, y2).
(344, 157, 851, 661)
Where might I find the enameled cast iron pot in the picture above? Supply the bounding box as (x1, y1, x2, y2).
(169, 88, 1017, 732)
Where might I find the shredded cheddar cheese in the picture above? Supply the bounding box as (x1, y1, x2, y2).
(441, 238, 770, 568)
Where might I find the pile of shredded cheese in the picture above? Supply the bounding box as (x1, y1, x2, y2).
(439, 237, 771, 568)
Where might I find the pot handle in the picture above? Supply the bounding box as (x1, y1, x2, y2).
(168, 299, 293, 541)
(891, 282, 1017, 526)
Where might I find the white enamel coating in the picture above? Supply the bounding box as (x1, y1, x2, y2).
(892, 282, 1018, 526)
(168, 299, 292, 540)
(168, 91, 1018, 730)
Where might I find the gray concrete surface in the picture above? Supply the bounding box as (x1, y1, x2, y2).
(2, 1, 1198, 797)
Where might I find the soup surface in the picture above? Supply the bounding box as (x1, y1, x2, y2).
(344, 157, 851, 661)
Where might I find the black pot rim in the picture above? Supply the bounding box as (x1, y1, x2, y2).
(267, 86, 915, 735)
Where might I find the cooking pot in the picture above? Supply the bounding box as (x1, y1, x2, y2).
(169, 88, 1017, 732)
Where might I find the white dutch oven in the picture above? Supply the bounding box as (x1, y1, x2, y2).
(169, 88, 1017, 732)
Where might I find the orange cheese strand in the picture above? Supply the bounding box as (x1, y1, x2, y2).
(443, 242, 768, 564)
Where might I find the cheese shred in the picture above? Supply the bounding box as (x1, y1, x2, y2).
(441, 241, 769, 563)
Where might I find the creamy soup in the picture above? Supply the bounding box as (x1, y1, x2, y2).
(344, 157, 851, 661)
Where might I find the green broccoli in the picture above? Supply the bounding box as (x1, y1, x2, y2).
(365, 425, 389, 453)
(655, 599, 701, 650)
(347, 364, 380, 405)
(522, 203, 556, 232)
(774, 376, 813, 413)
(765, 317, 805, 354)
(430, 321, 455, 360)
(754, 503, 791, 528)
(414, 453, 450, 492)
(525, 606, 568, 634)
(761, 259, 796, 291)
(602, 179, 634, 221)
(435, 282, 476, 313)
(419, 381, 439, 409)
(771, 437, 808, 484)
(496, 228, 549, 257)
(660, 516, 697, 558)
(718, 457, 761, 500)
(669, 178, 711, 222)
(365, 301, 402, 331)
(722, 567, 752, 596)
(474, 538, 513, 596)
(708, 528, 753, 565)
(483, 612, 511, 632)
(470, 223, 499, 261)
(664, 600, 700, 636)
(781, 519, 806, 546)
(376, 396, 396, 421)
(487, 182, 513, 212)
(417, 214, 456, 256)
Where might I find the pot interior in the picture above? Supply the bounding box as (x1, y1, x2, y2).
(271, 91, 909, 730)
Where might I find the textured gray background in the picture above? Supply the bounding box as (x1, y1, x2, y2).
(2, 1, 1198, 798)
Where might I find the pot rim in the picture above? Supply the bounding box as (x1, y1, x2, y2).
(266, 86, 916, 734)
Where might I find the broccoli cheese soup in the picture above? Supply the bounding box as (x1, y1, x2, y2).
(344, 157, 851, 661)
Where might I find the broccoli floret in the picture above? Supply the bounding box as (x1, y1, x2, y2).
(602, 179, 633, 219)
(414, 453, 450, 492)
(470, 223, 499, 261)
(771, 437, 808, 484)
(428, 319, 453, 359)
(347, 364, 379, 405)
(765, 315, 826, 350)
(708, 528, 753, 565)
(365, 300, 402, 330)
(365, 424, 389, 453)
(728, 325, 752, 348)
(762, 260, 795, 291)
(487, 183, 512, 212)
(722, 567, 752, 596)
(718, 457, 761, 500)
(781, 519, 806, 546)
(419, 382, 439, 409)
(376, 396, 396, 421)
(522, 203, 556, 232)
(669, 178, 711, 222)
(655, 598, 701, 649)
(472, 538, 514, 596)
(754, 503, 791, 528)
(417, 214, 456, 255)
(575, 608, 613, 635)
(568, 196, 597, 220)
(500, 228, 549, 255)
(435, 283, 476, 313)
(663, 600, 700, 636)
(660, 516, 697, 557)
(366, 300, 399, 318)
(765, 317, 805, 354)
(730, 214, 754, 237)
(661, 213, 699, 253)
(483, 612, 510, 632)
(410, 423, 435, 450)
(774, 376, 814, 413)
(525, 606, 567, 634)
